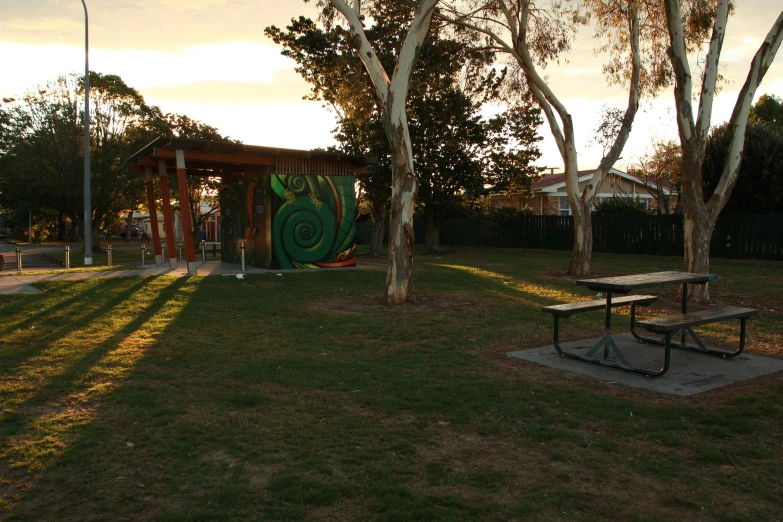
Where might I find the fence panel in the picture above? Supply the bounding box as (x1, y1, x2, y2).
(355, 213, 783, 261)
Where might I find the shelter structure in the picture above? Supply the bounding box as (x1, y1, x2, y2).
(128, 137, 368, 274)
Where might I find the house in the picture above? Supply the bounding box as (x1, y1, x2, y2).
(488, 167, 676, 215)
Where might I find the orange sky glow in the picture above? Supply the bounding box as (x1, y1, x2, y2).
(1, 0, 781, 172)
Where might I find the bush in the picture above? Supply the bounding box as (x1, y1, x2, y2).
(594, 196, 648, 216)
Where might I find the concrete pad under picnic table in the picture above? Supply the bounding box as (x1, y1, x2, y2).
(508, 333, 783, 396)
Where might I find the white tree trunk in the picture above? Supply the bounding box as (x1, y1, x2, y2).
(666, 0, 783, 302)
(330, 0, 439, 304)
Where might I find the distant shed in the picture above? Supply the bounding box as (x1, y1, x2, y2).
(128, 137, 368, 272)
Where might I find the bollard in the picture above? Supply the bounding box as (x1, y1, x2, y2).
(107, 245, 113, 267)
(200, 240, 206, 264)
(212, 243, 217, 258)
(240, 242, 246, 271)
(178, 243, 183, 262)
(64, 245, 70, 269)
(16, 247, 22, 272)
(141, 244, 147, 266)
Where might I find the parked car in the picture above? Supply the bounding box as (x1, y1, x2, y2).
(119, 225, 142, 238)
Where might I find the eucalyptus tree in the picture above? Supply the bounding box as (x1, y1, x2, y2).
(312, 0, 441, 304)
(268, 7, 541, 257)
(664, 1, 783, 301)
(436, 0, 650, 275)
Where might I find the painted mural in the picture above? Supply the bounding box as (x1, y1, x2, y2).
(271, 174, 356, 269)
(219, 173, 356, 269)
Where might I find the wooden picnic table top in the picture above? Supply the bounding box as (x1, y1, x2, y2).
(576, 271, 714, 293)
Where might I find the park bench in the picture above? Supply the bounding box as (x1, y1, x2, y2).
(636, 305, 759, 358)
(542, 295, 659, 366)
(538, 271, 760, 377)
(542, 294, 658, 317)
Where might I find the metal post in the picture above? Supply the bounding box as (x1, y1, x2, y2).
(81, 0, 92, 266)
(201, 240, 206, 264)
(107, 245, 112, 267)
(64, 245, 70, 269)
(212, 243, 217, 258)
(16, 247, 22, 272)
(178, 243, 183, 262)
(141, 244, 146, 266)
(240, 242, 246, 271)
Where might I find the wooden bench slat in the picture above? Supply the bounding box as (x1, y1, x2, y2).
(637, 306, 759, 333)
(542, 295, 658, 317)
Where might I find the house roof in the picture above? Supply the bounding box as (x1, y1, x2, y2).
(533, 168, 675, 194)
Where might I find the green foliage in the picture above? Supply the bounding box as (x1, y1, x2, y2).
(0, 73, 157, 243)
(594, 196, 648, 216)
(0, 73, 234, 245)
(702, 121, 783, 213)
(266, 5, 542, 252)
(748, 94, 783, 128)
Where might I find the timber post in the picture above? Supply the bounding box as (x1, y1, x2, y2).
(158, 160, 178, 269)
(144, 167, 163, 266)
(175, 150, 198, 275)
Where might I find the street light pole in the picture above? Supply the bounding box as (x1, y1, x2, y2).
(81, 0, 92, 265)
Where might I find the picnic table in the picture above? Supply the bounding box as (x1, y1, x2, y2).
(542, 271, 758, 377)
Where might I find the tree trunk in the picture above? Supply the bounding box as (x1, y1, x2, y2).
(424, 208, 443, 254)
(191, 223, 202, 253)
(70, 218, 79, 242)
(57, 212, 65, 241)
(568, 199, 593, 276)
(385, 141, 417, 305)
(683, 213, 713, 302)
(125, 211, 134, 241)
(367, 205, 386, 258)
(680, 149, 713, 302)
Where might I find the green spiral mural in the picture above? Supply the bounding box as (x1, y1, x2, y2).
(272, 174, 356, 269)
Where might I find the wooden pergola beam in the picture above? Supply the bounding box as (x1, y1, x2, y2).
(152, 147, 272, 166)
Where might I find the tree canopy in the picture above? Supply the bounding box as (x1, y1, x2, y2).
(0, 73, 235, 244)
(703, 121, 783, 214)
(266, 6, 542, 254)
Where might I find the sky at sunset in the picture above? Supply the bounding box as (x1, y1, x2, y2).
(1, 0, 782, 172)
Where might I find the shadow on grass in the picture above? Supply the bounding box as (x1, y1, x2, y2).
(0, 276, 192, 471)
(0, 277, 162, 377)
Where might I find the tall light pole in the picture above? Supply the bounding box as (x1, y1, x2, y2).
(81, 0, 92, 265)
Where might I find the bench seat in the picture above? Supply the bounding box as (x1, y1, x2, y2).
(637, 306, 759, 333)
(542, 295, 658, 317)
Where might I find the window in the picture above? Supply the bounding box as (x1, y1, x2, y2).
(558, 197, 571, 216)
(639, 198, 649, 211)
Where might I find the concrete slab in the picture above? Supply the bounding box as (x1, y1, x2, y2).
(507, 333, 783, 396)
(0, 276, 41, 294)
(1, 262, 385, 289)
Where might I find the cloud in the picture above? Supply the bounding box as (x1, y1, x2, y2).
(0, 40, 296, 97)
(142, 70, 312, 105)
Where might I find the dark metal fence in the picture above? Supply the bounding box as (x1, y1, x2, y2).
(356, 213, 783, 261)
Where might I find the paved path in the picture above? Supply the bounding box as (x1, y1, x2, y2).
(0, 261, 383, 295)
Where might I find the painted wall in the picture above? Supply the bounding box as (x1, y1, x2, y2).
(271, 174, 356, 269)
(219, 173, 356, 269)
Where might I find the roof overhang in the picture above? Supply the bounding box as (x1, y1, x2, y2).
(126, 136, 370, 178)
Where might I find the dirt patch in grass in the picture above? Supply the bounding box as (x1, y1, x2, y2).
(310, 293, 492, 315)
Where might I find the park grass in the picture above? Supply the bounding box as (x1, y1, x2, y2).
(0, 247, 781, 521)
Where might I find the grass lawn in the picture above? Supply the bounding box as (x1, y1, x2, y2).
(0, 248, 781, 521)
